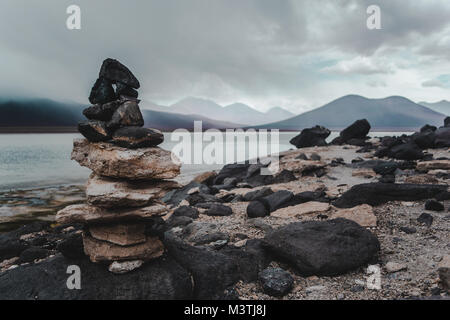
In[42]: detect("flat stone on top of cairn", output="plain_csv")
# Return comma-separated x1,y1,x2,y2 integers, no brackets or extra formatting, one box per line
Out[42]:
57,58,181,273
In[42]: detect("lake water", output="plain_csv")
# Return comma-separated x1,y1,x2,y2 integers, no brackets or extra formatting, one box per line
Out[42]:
0,131,410,191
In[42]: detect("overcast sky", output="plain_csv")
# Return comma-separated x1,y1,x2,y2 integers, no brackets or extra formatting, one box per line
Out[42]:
1,0,450,113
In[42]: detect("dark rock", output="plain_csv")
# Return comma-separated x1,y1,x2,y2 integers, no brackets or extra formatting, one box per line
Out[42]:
56,233,84,259
289,125,330,148
258,267,294,297
310,153,321,161
333,183,448,208
434,127,450,147
245,174,275,188
262,219,380,276
389,143,424,160
399,226,416,234
379,175,395,183
166,216,193,229
188,193,221,206
425,199,444,212
99,58,140,89
417,213,433,226
347,138,368,146
435,191,450,201
88,77,116,105
339,119,371,143
295,153,308,160
243,187,273,202
314,168,327,178
0,254,192,299
77,120,111,142
83,100,120,121
420,124,437,133
205,204,233,217
213,163,250,185
112,127,163,148
373,162,398,175
162,181,202,206
172,206,199,219
0,222,50,261
411,131,436,149
445,117,450,127
115,82,138,98
261,190,294,212
278,191,328,209
330,158,345,166
181,222,229,245
220,239,271,282
247,200,270,218
18,247,49,263
107,100,144,130
273,170,296,184
351,157,364,163
163,232,239,299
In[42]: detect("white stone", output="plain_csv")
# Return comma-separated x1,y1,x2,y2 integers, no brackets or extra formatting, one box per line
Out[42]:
108,260,144,274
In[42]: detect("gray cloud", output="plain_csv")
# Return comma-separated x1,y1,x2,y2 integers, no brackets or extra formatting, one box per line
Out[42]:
0,0,450,111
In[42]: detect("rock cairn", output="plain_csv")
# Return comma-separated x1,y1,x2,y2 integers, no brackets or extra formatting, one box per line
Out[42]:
56,58,181,273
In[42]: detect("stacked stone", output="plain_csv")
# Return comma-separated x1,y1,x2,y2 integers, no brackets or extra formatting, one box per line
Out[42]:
56,59,181,273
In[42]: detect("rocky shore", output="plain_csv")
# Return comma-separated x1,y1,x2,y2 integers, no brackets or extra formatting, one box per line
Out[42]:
0,60,449,300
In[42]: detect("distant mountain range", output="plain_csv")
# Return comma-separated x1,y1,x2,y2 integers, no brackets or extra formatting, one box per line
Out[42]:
418,100,450,116
256,95,447,131
0,98,243,131
141,97,295,126
0,95,447,132
0,98,85,127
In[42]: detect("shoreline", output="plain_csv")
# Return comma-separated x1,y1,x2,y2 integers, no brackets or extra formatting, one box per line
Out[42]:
0,127,420,134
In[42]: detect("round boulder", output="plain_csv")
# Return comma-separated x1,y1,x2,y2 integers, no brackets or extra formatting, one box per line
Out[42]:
262,218,380,276
258,267,294,297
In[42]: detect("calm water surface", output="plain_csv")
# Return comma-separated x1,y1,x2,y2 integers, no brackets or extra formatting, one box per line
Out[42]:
0,132,410,191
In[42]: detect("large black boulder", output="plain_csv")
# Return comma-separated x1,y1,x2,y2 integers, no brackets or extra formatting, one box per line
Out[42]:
78,120,111,142
220,239,271,282
163,232,239,299
88,77,116,105
420,124,437,133
289,126,330,148
434,127,450,148
445,117,450,128
333,183,448,208
260,190,294,212
339,119,371,143
99,58,140,89
389,142,424,160
0,254,193,299
263,219,380,276
112,127,164,149
246,200,270,218
411,131,436,149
